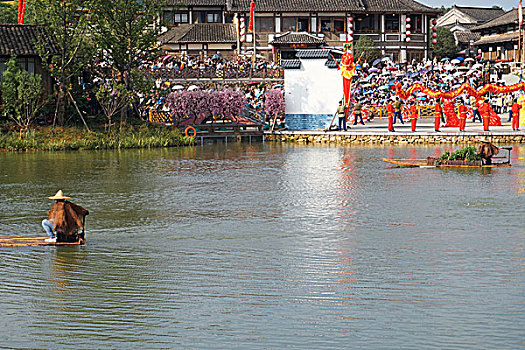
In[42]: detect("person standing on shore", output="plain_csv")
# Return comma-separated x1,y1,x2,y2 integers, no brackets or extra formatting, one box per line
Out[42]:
387,103,395,132
458,104,467,132
505,95,513,122
434,101,442,132
409,102,418,132
512,101,521,131
353,100,365,125
336,101,347,131
470,96,481,122
393,98,404,124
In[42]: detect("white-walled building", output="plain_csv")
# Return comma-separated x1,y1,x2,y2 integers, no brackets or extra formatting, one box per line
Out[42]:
283,49,342,129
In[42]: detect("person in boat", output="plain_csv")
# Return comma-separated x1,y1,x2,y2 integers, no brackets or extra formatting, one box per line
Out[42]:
477,142,499,165
42,190,89,243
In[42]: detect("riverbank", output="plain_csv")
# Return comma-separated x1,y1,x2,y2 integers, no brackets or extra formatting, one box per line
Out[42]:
266,130,525,145
0,125,194,151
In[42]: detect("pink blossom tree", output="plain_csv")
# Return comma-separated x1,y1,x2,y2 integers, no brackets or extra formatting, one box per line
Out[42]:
264,88,285,126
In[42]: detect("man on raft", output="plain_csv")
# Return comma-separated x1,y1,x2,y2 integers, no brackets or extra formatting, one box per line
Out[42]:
42,190,89,243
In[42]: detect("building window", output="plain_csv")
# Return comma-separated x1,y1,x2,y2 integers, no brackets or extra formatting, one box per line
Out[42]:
320,18,331,31
407,14,422,33
354,14,378,33
298,18,309,32
162,11,174,25
162,11,188,26
282,17,296,31
334,19,344,33
256,17,275,32
207,13,221,23
385,14,400,33
175,13,189,24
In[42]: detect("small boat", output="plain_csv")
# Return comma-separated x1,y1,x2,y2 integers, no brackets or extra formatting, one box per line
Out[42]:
383,146,512,168
0,235,86,248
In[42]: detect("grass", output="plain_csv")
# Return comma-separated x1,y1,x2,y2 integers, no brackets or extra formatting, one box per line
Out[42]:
0,124,195,151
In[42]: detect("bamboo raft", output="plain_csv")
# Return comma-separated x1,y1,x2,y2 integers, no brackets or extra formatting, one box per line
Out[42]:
382,158,511,168
0,235,86,247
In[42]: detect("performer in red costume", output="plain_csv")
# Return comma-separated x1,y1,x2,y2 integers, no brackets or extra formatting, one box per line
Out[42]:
458,104,467,132
434,102,442,132
512,102,521,131
387,103,395,132
410,103,418,132
479,99,490,131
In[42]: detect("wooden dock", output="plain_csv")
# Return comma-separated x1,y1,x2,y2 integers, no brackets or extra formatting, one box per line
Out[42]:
0,236,86,247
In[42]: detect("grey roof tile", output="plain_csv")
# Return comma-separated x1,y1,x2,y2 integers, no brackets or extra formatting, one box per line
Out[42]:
161,23,237,44
454,6,505,23
280,59,301,69
471,8,518,31
0,24,58,56
295,49,332,58
271,32,326,44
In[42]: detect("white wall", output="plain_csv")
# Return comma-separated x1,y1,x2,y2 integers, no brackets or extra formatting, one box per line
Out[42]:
284,59,342,115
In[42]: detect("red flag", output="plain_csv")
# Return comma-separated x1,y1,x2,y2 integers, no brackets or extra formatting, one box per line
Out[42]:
248,1,255,32
518,0,523,27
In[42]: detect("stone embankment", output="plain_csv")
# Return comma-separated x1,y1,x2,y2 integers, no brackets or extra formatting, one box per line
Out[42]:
266,131,525,145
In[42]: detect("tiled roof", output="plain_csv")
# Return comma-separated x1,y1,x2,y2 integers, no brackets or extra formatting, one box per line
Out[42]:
160,23,236,44
295,49,332,59
280,59,301,69
325,56,341,68
364,0,437,14
474,31,519,45
228,0,438,13
454,31,481,43
165,0,225,6
471,9,518,31
453,6,505,23
0,24,58,56
271,32,326,45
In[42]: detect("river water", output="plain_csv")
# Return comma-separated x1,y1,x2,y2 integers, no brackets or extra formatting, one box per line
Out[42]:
1,143,524,349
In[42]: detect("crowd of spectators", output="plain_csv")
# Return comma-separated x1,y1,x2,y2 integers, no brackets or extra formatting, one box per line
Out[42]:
349,57,514,118
143,53,283,81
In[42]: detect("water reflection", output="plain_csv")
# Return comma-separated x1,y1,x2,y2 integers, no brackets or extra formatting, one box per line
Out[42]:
0,143,524,349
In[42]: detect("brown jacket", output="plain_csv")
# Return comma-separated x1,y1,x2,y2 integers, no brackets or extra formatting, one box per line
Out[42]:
48,201,89,235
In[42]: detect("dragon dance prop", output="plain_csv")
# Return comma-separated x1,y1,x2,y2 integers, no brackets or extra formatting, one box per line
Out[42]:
393,81,525,100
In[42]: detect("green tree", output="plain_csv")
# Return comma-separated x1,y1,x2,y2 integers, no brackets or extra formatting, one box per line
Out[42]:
0,2,17,24
31,0,94,127
90,0,164,127
1,56,47,135
353,35,381,64
433,27,458,60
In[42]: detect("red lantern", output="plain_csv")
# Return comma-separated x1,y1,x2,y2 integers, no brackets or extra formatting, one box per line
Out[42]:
406,37,411,43
348,30,353,35
432,19,437,25
432,27,437,32
406,17,411,23
349,23,353,29
349,17,353,22
348,35,353,42
406,30,411,36
432,33,437,38
406,23,411,30
432,39,437,45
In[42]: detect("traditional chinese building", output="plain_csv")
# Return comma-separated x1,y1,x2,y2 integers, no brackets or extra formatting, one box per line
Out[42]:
160,0,440,62
471,9,519,62
0,24,58,92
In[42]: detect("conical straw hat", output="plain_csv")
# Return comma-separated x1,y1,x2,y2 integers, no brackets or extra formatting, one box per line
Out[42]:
48,190,70,200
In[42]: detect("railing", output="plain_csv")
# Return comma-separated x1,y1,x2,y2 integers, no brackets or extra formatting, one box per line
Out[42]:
149,67,284,81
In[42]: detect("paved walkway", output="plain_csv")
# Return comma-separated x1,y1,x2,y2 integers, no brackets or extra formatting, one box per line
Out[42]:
293,116,523,136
